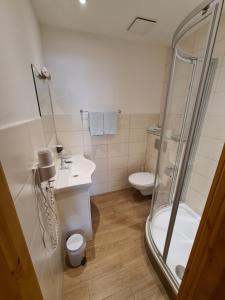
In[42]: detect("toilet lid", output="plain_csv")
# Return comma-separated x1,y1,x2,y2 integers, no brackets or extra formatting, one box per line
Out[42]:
66,234,84,251
129,172,155,187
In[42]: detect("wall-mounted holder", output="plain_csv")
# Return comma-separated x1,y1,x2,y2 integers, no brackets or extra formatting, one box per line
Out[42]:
32,149,58,250
36,149,56,182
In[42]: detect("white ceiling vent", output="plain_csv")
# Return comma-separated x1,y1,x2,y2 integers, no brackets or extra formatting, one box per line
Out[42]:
127,17,157,35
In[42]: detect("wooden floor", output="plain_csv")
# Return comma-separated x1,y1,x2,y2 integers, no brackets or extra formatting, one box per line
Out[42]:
64,189,169,300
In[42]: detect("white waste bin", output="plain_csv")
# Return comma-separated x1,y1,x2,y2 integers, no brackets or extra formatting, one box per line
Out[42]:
66,233,86,267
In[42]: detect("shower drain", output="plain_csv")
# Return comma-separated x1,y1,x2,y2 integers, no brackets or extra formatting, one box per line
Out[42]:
175,265,185,280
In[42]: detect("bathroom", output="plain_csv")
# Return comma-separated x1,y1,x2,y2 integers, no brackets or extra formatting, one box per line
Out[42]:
1,0,225,299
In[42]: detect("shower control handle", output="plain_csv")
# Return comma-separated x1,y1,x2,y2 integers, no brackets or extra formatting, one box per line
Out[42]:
165,166,175,178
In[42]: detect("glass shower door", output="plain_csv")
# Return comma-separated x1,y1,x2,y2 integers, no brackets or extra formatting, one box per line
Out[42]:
166,49,219,285
150,53,196,255
148,0,224,292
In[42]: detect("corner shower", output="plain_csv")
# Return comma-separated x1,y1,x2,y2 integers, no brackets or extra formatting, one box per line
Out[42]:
145,0,224,295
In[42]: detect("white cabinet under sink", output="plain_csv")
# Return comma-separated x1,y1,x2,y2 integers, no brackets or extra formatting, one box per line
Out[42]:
54,155,96,242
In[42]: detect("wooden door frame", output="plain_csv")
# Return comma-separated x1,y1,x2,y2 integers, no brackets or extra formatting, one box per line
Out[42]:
177,143,225,299
0,162,43,300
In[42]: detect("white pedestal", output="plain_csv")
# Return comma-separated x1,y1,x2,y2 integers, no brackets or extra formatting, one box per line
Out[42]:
55,186,93,243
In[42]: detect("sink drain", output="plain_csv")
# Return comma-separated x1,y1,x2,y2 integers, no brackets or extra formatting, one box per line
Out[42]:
73,174,79,178
175,265,185,280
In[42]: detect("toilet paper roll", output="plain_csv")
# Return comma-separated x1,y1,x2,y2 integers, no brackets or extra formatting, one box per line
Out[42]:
38,149,53,167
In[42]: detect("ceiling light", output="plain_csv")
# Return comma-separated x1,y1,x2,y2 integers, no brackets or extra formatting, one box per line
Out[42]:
79,0,86,5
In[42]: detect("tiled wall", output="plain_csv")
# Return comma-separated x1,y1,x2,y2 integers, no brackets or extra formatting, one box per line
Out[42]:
145,133,160,175
55,113,159,195
0,1,64,298
145,11,225,215
185,11,225,214
41,25,168,195
0,118,63,300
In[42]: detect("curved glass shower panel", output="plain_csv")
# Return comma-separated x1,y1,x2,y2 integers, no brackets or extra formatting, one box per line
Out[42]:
150,56,195,256
163,15,217,286
166,18,222,285
147,0,224,292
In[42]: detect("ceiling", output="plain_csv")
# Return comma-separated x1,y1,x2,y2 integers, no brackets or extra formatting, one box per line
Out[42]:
31,0,203,46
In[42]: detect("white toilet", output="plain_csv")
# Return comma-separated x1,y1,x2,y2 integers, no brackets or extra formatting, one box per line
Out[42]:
128,172,155,196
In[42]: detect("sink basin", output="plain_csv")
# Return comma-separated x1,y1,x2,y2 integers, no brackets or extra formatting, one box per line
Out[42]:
54,155,96,193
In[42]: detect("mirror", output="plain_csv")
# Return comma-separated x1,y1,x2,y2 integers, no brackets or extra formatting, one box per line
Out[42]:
31,64,56,146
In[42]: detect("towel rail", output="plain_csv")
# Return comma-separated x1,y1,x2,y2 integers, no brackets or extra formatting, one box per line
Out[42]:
80,109,122,114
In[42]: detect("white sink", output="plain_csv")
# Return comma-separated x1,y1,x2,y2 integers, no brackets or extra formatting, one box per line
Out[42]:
54,155,96,193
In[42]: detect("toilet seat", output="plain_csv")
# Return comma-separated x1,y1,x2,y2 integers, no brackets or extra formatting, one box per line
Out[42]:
129,172,155,188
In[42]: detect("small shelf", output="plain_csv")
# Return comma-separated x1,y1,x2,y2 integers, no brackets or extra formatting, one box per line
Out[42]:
147,128,161,137
147,129,187,143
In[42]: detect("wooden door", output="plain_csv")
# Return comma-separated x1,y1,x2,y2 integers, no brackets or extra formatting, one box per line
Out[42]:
177,144,225,299
0,162,43,300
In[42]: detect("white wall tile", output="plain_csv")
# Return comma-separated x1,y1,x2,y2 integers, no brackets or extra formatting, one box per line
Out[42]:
148,114,160,126
186,188,206,215
202,116,225,140
28,118,46,159
128,154,145,174
207,92,225,116
197,137,223,161
93,158,108,172
58,131,83,147
0,122,34,200
129,128,147,143
130,114,150,129
83,132,108,146
181,16,225,214
215,66,225,92
193,155,217,180
55,114,82,131
90,182,109,196
29,222,49,280
108,143,129,157
14,175,38,246
0,119,63,300
83,145,93,159
145,154,157,174
107,129,129,144
46,243,64,299
118,114,130,129
82,119,89,131
108,156,128,170
108,180,129,192
189,172,212,198
129,142,146,155
109,168,128,182
216,13,225,42
92,145,108,159
54,113,159,195
64,146,84,155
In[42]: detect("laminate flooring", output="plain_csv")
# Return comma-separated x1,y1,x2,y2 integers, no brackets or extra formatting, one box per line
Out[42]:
64,189,169,300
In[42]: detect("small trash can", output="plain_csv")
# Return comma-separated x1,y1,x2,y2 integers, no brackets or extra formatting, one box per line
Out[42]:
66,233,86,267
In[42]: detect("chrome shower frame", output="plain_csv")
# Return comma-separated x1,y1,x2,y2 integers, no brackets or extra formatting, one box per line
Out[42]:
145,0,224,296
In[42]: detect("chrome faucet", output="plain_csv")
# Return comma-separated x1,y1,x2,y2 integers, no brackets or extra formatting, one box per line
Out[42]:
60,153,71,170
60,154,65,169
57,145,68,170
56,145,72,170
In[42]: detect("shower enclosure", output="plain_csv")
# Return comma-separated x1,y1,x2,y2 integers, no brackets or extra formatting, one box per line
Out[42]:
145,0,224,295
